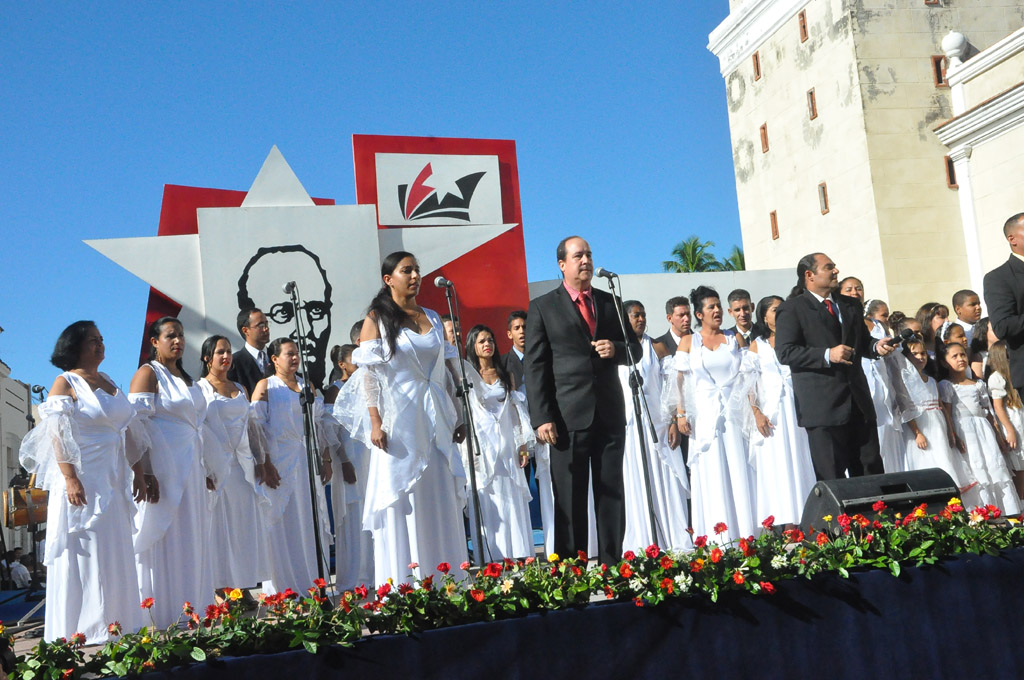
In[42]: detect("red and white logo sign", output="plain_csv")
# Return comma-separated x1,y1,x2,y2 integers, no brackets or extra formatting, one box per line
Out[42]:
375,153,503,226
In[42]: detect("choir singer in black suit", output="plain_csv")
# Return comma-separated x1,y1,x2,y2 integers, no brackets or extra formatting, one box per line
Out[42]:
984,212,1024,393
524,236,640,566
775,253,896,480
226,308,271,395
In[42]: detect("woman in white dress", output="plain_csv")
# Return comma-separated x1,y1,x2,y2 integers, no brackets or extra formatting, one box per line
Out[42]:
251,338,333,595
675,286,756,543
463,324,534,561
940,342,1021,514
987,341,1024,498
19,321,145,643
129,316,213,628
323,344,370,591
619,301,691,552
197,335,272,591
748,296,817,529
334,250,469,587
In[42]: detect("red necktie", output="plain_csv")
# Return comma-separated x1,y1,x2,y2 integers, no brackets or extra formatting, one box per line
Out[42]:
578,291,597,336
824,299,836,318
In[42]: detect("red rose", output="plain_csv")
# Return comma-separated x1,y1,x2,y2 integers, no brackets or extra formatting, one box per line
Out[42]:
604,585,615,599
525,557,536,565
469,589,485,602
782,529,804,543
760,581,776,595
710,548,722,564
571,565,582,576
634,598,644,607
872,500,887,512
577,550,588,561
660,577,674,594
623,550,637,562
619,563,634,579
314,577,327,589
714,522,728,535
282,588,297,599
738,538,754,557
354,585,369,599
660,555,674,570
438,562,451,574
645,544,660,559
873,520,882,529
816,532,829,546
140,597,155,610
837,514,851,529
694,535,708,549
690,559,704,573
601,563,609,573
377,583,391,599
482,563,502,578
864,533,874,544
732,571,745,585
341,596,352,613
205,604,221,620
460,561,471,571
761,515,775,530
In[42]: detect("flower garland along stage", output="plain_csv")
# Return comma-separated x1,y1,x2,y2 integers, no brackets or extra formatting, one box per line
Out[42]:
17,499,1024,679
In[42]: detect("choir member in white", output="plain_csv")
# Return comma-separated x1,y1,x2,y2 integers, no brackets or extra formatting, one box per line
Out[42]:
250,338,333,595
334,251,470,586
618,301,691,552
128,317,213,628
747,296,817,528
20,322,145,643
675,286,757,543
987,341,1024,499
197,335,272,591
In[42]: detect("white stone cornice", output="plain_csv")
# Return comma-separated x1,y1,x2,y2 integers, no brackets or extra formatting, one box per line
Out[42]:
946,25,1024,87
707,0,808,77
935,82,1024,149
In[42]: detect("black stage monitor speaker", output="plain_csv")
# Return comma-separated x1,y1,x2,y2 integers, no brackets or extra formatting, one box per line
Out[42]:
800,468,958,534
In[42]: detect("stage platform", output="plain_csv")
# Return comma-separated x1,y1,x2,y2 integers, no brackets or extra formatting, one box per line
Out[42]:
142,548,1024,679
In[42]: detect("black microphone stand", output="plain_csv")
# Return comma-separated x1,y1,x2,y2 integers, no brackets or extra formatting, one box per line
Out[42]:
284,282,331,604
439,280,489,568
603,274,661,544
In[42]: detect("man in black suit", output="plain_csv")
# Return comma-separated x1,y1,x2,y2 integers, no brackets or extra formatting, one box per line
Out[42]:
985,212,1024,393
503,310,527,390
776,253,895,480
227,308,271,395
525,236,639,565
652,296,691,356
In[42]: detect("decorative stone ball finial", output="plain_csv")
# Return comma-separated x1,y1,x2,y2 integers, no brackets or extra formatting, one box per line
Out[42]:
942,31,968,67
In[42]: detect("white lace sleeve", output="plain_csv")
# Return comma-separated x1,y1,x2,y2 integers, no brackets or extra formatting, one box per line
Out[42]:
246,417,268,464
316,400,349,463
674,350,695,432
729,350,760,443
126,393,156,472
988,372,1008,401
19,396,80,487
509,389,536,450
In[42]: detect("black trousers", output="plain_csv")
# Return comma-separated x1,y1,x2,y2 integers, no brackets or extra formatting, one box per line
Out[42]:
549,416,625,566
804,402,883,480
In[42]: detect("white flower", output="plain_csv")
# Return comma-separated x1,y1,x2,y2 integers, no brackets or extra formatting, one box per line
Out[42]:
771,554,787,569
750,582,761,593
673,573,693,591
629,578,645,593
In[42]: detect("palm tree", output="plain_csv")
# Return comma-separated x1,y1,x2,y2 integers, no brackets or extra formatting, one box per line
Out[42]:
720,245,745,271
662,236,723,273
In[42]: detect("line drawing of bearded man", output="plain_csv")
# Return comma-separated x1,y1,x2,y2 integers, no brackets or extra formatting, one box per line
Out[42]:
237,244,333,390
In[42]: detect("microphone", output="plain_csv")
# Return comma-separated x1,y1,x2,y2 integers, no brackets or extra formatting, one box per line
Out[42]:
283,281,296,295
434,276,454,288
594,267,617,279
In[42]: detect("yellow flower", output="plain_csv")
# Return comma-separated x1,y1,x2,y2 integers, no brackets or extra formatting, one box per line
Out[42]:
1008,518,1020,525
548,553,560,563
822,514,833,522
500,579,514,594
948,497,962,507
229,588,243,601
914,507,926,518
443,582,457,597
141,636,152,644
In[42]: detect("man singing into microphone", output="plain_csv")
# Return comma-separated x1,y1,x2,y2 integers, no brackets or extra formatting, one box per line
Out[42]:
525,236,639,566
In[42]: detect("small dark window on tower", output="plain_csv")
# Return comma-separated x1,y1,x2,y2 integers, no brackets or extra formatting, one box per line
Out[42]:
770,211,779,240
760,123,769,153
945,155,958,189
807,88,817,119
932,55,948,87
818,182,830,215
798,11,808,42
752,51,762,80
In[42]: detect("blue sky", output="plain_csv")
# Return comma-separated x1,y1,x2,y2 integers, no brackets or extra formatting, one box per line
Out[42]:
1,2,740,390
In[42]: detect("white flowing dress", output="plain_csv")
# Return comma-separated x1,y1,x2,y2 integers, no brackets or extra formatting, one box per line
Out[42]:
252,376,332,595
334,309,469,586
864,321,904,473
326,380,374,591
678,331,757,543
198,379,270,587
20,372,142,643
619,334,691,552
988,372,1024,472
464,370,534,561
130,362,212,628
942,379,1022,514
749,340,817,527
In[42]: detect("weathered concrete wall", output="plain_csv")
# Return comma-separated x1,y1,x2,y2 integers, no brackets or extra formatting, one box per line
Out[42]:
971,123,1024,277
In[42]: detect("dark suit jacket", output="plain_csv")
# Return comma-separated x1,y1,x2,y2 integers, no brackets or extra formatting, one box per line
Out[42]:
525,285,640,432
503,349,525,391
984,255,1024,388
775,291,879,429
227,346,264,396
653,329,677,353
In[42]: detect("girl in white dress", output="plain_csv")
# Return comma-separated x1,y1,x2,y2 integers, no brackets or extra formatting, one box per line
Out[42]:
20,321,145,643
251,338,333,595
197,335,271,591
463,325,534,560
323,344,371,591
675,286,756,543
940,342,1021,514
129,317,213,628
748,296,816,528
986,341,1024,499
619,302,691,552
334,251,469,587
887,338,980,505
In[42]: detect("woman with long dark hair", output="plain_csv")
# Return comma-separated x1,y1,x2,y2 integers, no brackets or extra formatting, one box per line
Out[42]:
128,316,212,627
19,321,145,643
462,324,533,560
334,251,469,587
